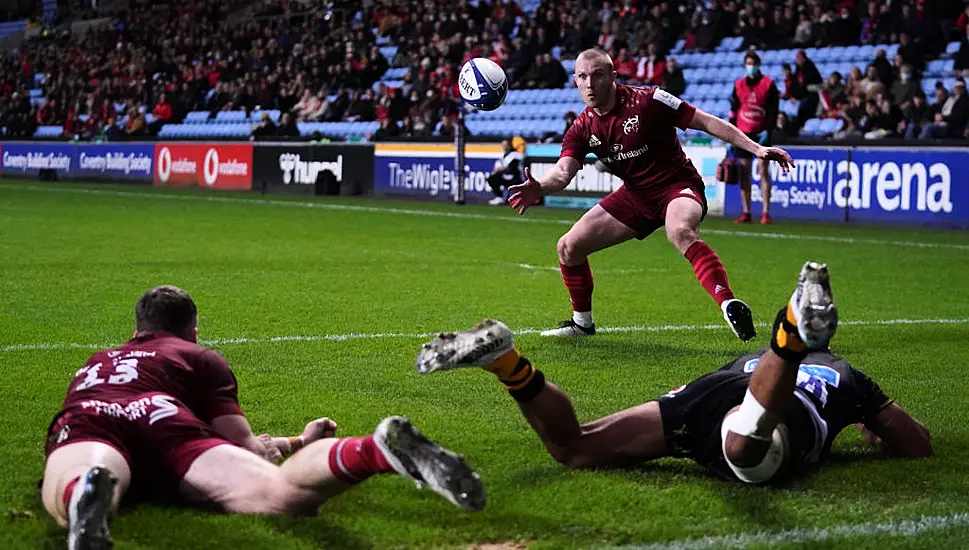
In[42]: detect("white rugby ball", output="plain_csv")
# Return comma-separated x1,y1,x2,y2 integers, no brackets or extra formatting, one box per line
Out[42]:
458,57,508,112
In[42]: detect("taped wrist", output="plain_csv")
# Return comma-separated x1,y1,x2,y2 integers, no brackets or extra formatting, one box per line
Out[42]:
727,389,779,442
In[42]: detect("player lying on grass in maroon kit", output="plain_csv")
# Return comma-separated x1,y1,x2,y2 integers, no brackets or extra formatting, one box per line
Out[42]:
418,262,931,483
508,48,796,341
42,286,484,550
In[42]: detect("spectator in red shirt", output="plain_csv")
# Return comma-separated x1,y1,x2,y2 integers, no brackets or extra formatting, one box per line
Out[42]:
149,93,173,136
37,99,56,125
615,49,638,81
635,43,666,85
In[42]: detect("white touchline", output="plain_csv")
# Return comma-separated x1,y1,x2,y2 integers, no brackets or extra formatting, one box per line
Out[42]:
2,317,967,353
4,184,969,252
597,512,969,550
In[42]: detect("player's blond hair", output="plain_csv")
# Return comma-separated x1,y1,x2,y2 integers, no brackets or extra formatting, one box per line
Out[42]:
576,49,615,72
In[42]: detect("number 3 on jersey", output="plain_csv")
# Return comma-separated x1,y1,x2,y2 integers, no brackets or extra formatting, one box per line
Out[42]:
75,357,140,391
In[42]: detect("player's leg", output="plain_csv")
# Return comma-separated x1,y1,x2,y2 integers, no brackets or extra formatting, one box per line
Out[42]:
665,195,755,341
418,321,669,468
543,200,638,336
487,173,507,205
42,441,131,550
757,157,772,223
179,419,484,515
737,157,753,223
721,261,838,482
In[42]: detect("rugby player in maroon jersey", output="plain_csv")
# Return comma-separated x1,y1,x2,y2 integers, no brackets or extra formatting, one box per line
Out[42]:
508,49,795,341
43,286,483,550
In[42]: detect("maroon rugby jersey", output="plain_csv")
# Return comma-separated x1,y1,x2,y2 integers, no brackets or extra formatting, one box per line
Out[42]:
561,84,702,192
57,333,242,423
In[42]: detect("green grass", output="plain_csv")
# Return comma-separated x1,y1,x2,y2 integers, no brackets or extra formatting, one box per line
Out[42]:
2,179,969,550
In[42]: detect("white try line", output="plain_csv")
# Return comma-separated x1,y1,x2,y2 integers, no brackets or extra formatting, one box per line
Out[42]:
3,183,969,252
598,512,969,550
2,317,967,353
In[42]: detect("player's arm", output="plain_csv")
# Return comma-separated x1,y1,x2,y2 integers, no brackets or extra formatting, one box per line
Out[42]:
507,156,581,215
849,366,932,459
211,414,277,460
687,109,794,171
764,82,780,135
857,403,932,459
256,418,340,463
195,349,279,461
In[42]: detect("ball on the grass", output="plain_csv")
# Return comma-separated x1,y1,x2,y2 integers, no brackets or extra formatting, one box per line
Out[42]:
458,57,508,112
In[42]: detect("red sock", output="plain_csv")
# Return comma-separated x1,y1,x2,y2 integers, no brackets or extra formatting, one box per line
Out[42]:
327,436,394,484
560,261,594,313
62,476,81,509
684,241,735,306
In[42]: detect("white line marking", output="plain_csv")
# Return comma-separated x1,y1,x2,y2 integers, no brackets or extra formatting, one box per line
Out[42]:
3,184,968,251
515,263,658,274
703,228,969,251
3,317,966,353
598,512,969,550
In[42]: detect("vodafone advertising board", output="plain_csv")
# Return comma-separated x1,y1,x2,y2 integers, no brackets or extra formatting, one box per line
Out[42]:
154,144,252,190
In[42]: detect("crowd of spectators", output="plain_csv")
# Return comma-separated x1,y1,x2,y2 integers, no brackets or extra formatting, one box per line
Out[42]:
0,0,968,142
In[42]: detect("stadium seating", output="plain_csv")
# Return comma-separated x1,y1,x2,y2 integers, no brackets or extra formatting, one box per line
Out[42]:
100,36,960,142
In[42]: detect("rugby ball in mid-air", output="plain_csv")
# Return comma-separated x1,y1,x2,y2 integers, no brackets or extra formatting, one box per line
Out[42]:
459,57,508,111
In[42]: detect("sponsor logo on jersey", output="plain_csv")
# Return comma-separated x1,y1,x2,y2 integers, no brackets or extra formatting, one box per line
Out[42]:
622,115,640,135
589,134,601,147
611,143,623,152
600,144,649,164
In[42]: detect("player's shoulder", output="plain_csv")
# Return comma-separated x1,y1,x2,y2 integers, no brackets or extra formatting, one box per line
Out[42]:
571,108,593,128
127,333,219,364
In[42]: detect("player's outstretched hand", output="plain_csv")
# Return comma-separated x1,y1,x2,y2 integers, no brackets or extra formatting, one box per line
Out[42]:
507,167,542,215
758,146,795,172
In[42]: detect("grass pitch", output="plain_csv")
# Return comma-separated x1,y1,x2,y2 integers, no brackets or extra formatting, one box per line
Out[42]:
1,180,969,550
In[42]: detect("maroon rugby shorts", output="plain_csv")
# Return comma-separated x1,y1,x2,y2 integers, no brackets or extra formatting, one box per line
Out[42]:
598,180,708,239
45,393,234,494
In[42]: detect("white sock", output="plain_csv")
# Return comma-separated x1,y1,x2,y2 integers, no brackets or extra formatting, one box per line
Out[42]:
572,311,593,327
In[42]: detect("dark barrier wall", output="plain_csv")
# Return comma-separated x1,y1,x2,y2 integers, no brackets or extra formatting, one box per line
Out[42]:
729,145,969,228
252,142,374,196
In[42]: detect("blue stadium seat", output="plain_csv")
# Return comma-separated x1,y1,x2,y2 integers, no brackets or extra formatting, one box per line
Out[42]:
378,46,398,61
561,59,576,73
800,118,822,137
34,125,63,138
184,111,209,124
944,41,961,58
672,39,685,53
780,100,800,118
216,111,246,122
820,118,844,134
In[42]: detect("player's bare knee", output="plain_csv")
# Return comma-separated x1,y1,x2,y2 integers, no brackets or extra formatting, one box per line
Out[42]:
557,234,584,265
665,225,698,250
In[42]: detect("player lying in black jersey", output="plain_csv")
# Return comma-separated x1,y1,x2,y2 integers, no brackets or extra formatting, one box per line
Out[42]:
417,262,931,483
